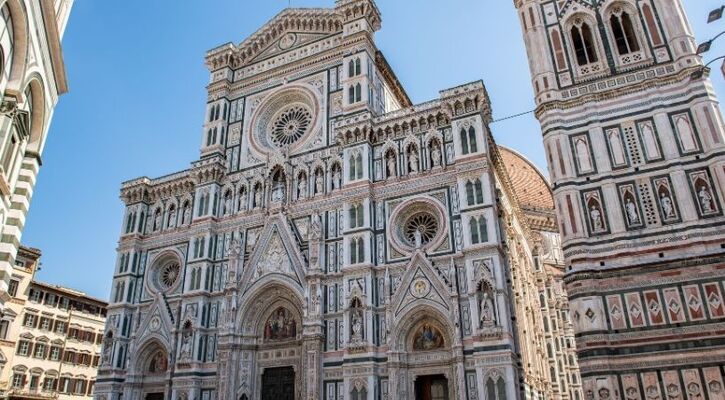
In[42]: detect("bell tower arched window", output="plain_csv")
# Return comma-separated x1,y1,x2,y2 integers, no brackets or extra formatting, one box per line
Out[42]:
571,22,598,66
466,179,484,205
460,127,478,155
610,11,640,55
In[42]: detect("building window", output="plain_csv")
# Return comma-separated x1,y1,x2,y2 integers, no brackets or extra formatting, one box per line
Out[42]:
469,216,488,245
12,373,24,388
29,375,39,390
571,22,598,66
350,237,364,265
50,346,61,361
43,377,56,392
17,340,30,356
466,179,484,205
349,152,363,181
23,313,36,328
0,320,8,339
349,203,364,229
29,289,41,303
54,320,67,334
39,317,51,331
610,11,639,55
34,343,46,359
8,279,18,297
460,127,478,155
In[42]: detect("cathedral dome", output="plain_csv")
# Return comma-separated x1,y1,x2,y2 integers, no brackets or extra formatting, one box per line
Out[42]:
498,146,554,212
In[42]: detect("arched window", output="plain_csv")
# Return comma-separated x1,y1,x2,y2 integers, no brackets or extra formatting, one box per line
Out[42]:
642,4,662,46
348,85,355,104
214,104,220,121
355,58,361,76
125,212,134,234
551,29,566,70
351,387,367,400
350,238,364,264
470,216,488,245
348,60,355,78
610,11,640,55
571,22,598,66
460,127,478,155
355,83,362,102
349,203,364,229
466,179,484,205
223,103,227,120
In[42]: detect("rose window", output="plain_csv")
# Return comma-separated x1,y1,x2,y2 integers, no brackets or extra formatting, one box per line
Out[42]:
159,262,180,289
404,212,439,246
270,105,312,147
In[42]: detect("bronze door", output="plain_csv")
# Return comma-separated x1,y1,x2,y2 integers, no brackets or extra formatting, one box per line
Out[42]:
261,366,295,400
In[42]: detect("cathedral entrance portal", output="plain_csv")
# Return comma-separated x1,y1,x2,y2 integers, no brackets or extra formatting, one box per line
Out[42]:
145,393,164,400
261,366,295,400
415,375,449,400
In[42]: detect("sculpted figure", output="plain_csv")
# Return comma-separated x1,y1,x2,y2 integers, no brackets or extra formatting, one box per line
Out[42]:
408,148,419,173
625,198,639,224
699,185,714,213
590,206,603,231
660,192,674,219
431,142,442,167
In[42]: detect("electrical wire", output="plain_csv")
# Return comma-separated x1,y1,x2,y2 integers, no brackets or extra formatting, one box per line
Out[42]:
491,109,536,123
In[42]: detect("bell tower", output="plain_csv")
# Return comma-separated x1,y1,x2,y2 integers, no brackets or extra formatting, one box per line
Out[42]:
515,0,725,398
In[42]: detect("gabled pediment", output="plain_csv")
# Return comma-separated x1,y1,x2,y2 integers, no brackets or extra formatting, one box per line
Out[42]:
390,252,452,318
240,214,307,294
207,8,343,70
134,295,174,345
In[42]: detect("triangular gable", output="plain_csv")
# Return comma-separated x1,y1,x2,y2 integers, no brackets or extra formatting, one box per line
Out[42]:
390,251,452,318
235,9,343,67
133,294,174,345
240,214,307,294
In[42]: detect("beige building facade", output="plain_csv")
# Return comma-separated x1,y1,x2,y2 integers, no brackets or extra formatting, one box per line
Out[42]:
0,246,107,400
0,0,73,314
515,0,725,399
96,1,580,400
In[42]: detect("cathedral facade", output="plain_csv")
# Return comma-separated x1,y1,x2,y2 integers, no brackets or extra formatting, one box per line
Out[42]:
515,0,725,399
96,1,580,400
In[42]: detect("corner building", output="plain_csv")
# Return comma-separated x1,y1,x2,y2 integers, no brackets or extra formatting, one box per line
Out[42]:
96,1,580,399
514,0,725,398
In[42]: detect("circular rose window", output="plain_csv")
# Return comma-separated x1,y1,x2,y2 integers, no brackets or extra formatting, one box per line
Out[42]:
270,105,312,147
159,262,180,289
147,256,183,294
249,85,321,155
388,197,449,254
404,212,439,246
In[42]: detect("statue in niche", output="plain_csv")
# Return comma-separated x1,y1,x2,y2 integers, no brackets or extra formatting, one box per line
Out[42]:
102,335,113,365
431,141,442,167
413,323,444,350
698,184,714,213
350,307,363,342
660,191,674,219
264,307,297,341
479,288,495,326
254,187,262,208
167,207,176,229
182,203,190,225
590,205,603,231
298,175,307,199
625,197,640,224
272,182,285,202
315,170,324,194
414,228,423,249
239,189,247,211
154,211,162,231
224,193,232,216
332,166,341,189
408,147,419,173
386,151,396,178
179,329,193,360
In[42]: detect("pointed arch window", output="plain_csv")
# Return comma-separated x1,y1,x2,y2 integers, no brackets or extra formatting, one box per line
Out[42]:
349,203,364,229
610,11,640,55
460,126,478,155
355,83,362,102
348,85,355,104
355,58,362,76
466,179,485,205
469,216,488,245
350,237,365,264
348,60,355,78
571,22,598,66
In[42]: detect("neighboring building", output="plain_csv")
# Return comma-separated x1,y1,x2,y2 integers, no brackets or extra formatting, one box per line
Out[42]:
0,246,107,400
515,0,725,399
0,0,74,315
96,1,580,400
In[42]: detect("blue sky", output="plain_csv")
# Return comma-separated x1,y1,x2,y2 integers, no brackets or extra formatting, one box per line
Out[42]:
21,0,725,299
